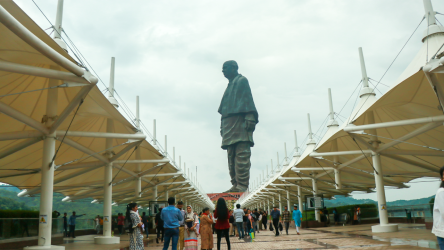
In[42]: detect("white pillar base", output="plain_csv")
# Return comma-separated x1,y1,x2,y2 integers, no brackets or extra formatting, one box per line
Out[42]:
94,236,120,244
371,224,398,233
24,246,65,250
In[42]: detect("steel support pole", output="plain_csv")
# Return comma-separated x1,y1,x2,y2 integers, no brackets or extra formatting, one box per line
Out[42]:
278,193,282,211
373,152,388,225
38,133,56,247
297,186,303,213
272,196,275,211
94,116,119,244
286,190,291,211
103,163,112,237
312,179,320,222
34,73,59,248
153,186,158,229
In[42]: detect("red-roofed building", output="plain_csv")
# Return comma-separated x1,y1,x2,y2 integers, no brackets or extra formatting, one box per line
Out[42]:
207,192,244,209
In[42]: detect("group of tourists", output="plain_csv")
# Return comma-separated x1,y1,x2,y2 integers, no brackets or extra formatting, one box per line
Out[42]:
270,205,302,236
61,211,86,238
126,197,304,250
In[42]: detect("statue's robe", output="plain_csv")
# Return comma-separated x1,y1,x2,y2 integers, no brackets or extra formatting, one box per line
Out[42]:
218,74,259,150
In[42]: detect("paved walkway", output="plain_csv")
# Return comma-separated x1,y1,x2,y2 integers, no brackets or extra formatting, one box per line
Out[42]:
56,223,439,250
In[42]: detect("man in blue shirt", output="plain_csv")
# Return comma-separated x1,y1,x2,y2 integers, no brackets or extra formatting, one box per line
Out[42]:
292,206,302,235
68,211,85,238
233,204,245,239
270,206,281,236
161,197,183,250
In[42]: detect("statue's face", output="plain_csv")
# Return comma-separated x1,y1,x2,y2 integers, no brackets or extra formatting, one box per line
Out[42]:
222,63,237,79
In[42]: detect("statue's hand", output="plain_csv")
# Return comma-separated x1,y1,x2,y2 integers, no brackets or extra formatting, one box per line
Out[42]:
245,120,256,131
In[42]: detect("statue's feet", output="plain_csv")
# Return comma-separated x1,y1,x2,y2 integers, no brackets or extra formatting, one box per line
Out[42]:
236,185,248,192
224,185,238,193
224,185,248,193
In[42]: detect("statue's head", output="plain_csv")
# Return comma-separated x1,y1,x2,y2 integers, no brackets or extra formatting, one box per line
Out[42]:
222,60,239,80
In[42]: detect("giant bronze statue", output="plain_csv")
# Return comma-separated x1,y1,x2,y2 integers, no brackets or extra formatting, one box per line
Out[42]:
218,60,258,192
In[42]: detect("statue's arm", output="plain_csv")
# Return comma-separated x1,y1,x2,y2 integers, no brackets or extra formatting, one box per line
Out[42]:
245,113,257,131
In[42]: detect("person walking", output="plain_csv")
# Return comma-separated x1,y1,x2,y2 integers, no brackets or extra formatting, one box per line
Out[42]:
142,212,149,238
258,210,263,231
118,213,125,235
212,210,217,234
95,215,101,234
356,205,361,224
155,208,164,244
228,210,235,236
433,166,444,250
246,209,253,238
161,197,183,250
62,213,68,237
333,208,339,225
214,198,231,250
126,203,144,250
292,206,302,235
68,211,85,238
282,206,290,235
184,205,199,250
353,206,358,224
262,211,268,230
200,207,214,250
233,204,245,239
242,208,248,236
252,209,260,234
270,206,280,237
177,201,186,250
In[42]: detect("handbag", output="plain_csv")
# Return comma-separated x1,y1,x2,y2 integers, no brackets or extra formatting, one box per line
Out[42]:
279,222,283,231
269,222,274,231
249,228,255,239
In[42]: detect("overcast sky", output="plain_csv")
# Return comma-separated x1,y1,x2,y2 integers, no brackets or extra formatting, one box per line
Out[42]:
13,0,444,201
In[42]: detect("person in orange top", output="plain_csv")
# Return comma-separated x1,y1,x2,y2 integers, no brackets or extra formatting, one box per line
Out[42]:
200,208,214,250
214,198,231,250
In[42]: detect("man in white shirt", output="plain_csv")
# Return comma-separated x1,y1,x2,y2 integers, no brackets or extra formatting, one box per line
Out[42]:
233,204,245,239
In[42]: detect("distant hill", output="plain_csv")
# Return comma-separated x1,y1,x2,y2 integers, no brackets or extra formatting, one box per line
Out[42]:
0,185,21,193
324,195,434,208
386,195,434,206
324,195,376,207
0,188,127,219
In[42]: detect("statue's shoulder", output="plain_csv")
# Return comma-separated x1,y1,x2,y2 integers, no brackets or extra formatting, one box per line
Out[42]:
236,74,249,84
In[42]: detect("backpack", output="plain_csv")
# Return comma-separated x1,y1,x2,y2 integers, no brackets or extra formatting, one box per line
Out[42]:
251,213,257,222
124,217,133,234
155,213,164,228
99,218,103,225
269,222,274,231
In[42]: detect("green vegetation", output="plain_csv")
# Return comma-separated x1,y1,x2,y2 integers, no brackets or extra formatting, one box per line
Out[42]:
301,204,377,221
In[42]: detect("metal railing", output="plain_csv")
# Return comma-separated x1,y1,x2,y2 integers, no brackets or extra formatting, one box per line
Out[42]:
0,218,95,240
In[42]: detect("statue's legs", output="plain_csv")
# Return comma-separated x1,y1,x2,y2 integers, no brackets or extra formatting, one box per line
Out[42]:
233,142,251,191
227,145,237,186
